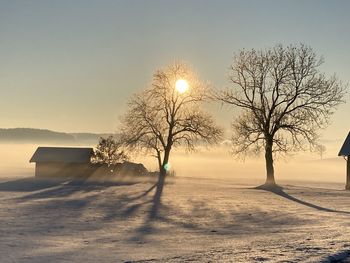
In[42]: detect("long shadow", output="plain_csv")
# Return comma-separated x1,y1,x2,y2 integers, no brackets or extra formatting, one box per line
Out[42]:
0,171,100,193
320,250,350,262
255,184,350,214
129,183,315,244
283,184,345,192
128,183,157,201
149,174,165,219
0,178,65,192
17,179,138,201
101,182,158,221
129,175,167,240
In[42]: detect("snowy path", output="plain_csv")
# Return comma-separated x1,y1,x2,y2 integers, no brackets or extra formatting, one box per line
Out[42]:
1,176,350,262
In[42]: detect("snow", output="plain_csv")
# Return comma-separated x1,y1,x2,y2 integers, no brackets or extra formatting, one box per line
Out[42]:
1,175,350,262
1,143,350,262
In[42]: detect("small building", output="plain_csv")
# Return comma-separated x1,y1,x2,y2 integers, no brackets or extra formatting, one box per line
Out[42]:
338,132,350,190
30,147,94,178
115,161,148,176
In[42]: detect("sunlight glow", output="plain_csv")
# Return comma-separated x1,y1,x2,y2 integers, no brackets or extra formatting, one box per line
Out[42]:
175,79,189,93
164,163,171,171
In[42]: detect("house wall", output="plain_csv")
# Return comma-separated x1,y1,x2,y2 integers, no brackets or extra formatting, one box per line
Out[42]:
35,162,97,179
34,162,149,179
347,157,350,190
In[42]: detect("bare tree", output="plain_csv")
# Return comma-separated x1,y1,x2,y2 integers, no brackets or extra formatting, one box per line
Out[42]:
315,144,326,160
216,44,346,185
120,62,223,180
92,136,129,166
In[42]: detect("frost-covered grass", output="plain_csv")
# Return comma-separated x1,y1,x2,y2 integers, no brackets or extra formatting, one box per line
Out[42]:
1,176,350,262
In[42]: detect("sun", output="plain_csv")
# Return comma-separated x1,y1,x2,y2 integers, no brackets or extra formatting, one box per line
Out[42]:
175,79,189,93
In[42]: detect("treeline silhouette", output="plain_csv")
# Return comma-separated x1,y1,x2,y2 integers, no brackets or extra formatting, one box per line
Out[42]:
0,128,111,144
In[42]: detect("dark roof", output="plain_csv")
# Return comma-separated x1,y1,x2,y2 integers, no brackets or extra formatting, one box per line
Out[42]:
30,147,94,163
338,132,350,156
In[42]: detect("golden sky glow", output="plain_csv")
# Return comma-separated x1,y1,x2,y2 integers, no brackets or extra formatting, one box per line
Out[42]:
0,1,349,141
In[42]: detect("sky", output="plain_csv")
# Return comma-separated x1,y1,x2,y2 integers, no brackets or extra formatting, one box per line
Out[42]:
1,0,350,143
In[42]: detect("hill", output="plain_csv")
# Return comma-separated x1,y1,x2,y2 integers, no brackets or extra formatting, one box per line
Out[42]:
0,128,111,145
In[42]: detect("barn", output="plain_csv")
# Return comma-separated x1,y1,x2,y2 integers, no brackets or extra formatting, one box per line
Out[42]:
338,132,350,190
30,147,94,178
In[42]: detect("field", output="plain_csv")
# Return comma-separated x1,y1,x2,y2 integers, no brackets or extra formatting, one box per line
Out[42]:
1,144,350,262
1,175,350,262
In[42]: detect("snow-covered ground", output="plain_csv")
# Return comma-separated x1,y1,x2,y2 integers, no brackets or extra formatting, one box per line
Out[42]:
1,175,350,263
1,143,349,262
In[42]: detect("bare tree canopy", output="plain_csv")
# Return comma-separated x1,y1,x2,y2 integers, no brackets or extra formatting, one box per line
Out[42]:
315,144,326,160
216,44,346,185
120,62,223,178
92,136,129,166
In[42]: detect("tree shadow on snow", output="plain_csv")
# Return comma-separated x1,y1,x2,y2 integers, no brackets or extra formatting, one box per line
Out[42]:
125,175,170,241
4,177,151,238
320,250,350,262
3,176,322,257
99,182,158,222
128,181,313,242
255,184,350,214
0,177,64,192
17,179,138,201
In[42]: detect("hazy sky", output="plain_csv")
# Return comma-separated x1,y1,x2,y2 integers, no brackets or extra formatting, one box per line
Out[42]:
1,0,349,141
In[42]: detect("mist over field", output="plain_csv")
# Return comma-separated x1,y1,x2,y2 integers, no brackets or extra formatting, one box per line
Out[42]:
1,141,350,262
0,141,346,188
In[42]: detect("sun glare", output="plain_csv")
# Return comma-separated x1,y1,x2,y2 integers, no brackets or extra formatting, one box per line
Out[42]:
175,79,189,93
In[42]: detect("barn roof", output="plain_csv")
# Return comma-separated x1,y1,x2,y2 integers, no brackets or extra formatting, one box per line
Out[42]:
338,132,350,156
30,147,94,163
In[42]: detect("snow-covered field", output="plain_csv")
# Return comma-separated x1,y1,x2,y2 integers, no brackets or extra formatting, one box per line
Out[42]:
1,143,350,262
1,175,350,263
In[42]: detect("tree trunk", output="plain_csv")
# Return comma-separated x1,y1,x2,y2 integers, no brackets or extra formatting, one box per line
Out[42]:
156,151,162,173
150,169,165,218
150,147,171,218
151,160,166,219
264,137,276,185
160,147,171,178
346,157,350,190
